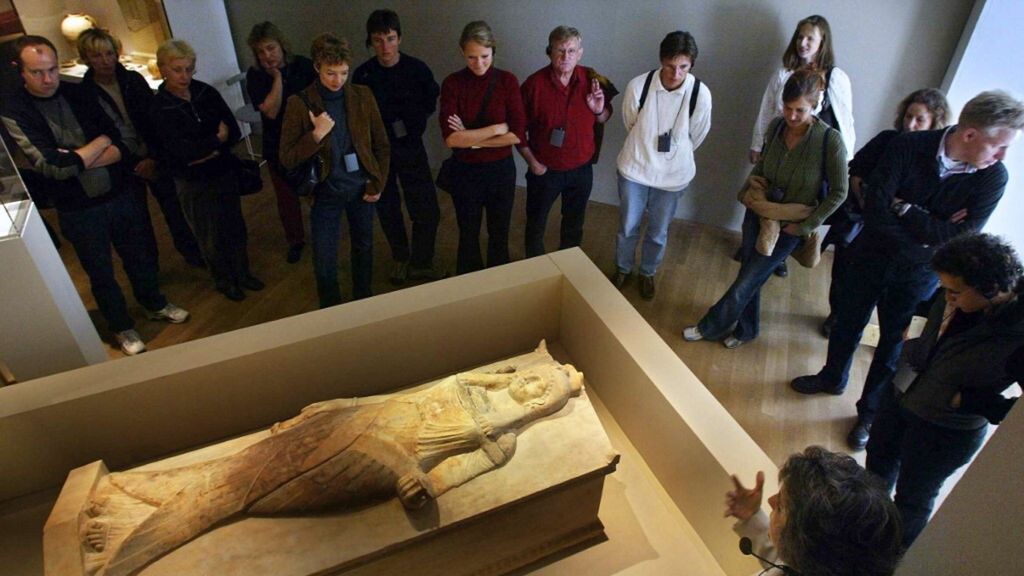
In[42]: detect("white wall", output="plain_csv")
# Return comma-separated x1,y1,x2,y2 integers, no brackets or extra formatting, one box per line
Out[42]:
221,0,974,232
163,0,246,116
943,0,1024,252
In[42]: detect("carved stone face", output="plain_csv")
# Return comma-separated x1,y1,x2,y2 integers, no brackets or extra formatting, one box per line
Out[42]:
508,374,552,406
507,365,584,412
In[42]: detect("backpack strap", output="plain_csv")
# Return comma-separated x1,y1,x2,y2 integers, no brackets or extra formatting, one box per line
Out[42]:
688,77,701,117
637,70,656,111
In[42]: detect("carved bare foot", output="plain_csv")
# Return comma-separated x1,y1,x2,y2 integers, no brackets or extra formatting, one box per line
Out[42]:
396,473,434,509
80,477,159,575
84,519,108,552
493,365,516,374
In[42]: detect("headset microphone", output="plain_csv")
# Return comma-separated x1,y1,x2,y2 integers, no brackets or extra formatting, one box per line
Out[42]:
739,537,799,575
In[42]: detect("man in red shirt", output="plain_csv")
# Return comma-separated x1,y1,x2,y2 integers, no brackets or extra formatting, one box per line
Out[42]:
519,26,614,257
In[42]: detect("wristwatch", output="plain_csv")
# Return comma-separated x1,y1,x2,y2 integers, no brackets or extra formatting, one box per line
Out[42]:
891,201,912,218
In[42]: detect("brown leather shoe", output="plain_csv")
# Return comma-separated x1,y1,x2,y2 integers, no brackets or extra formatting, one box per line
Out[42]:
640,275,655,300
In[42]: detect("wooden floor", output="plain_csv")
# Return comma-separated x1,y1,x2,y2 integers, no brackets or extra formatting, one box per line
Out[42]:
41,172,874,467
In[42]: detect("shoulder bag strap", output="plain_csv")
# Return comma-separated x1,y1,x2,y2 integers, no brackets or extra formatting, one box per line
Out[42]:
819,126,834,200
472,71,499,126
821,67,834,108
297,89,317,114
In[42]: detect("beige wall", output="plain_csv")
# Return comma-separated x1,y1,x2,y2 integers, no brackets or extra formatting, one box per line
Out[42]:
223,0,974,231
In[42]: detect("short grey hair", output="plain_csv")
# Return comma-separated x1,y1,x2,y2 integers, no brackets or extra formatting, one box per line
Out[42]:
959,90,1024,134
547,26,582,54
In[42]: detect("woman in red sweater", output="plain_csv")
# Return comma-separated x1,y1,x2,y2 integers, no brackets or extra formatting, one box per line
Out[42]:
439,21,526,274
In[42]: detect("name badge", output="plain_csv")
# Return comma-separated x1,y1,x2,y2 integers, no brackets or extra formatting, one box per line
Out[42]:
657,130,672,153
344,152,360,173
391,119,407,139
549,127,566,148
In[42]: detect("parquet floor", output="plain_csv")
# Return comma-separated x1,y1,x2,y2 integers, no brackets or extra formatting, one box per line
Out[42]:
40,169,873,466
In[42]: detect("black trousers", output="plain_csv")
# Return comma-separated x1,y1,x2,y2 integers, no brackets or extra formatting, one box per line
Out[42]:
376,140,440,268
450,156,515,275
866,387,987,548
524,163,593,258
175,171,252,290
133,172,202,264
58,193,167,332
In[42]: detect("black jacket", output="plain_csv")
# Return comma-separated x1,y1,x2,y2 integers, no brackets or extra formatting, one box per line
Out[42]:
859,128,1007,263
0,82,127,211
150,79,240,181
901,289,1024,429
82,63,159,165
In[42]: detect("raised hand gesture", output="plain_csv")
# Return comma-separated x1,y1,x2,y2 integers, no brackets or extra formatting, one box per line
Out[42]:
724,470,765,521
586,78,605,114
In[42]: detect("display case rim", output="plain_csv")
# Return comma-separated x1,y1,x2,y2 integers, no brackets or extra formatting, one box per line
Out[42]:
0,249,776,575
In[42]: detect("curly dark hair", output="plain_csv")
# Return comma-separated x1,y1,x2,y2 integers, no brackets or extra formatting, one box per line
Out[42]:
932,233,1023,299
777,446,901,576
310,33,351,68
893,88,950,131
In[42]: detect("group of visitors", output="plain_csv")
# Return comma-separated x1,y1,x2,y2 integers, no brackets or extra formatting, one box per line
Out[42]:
699,14,1023,576
3,10,1024,575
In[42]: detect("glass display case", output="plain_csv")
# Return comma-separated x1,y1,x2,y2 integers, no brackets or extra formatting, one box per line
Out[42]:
0,133,30,240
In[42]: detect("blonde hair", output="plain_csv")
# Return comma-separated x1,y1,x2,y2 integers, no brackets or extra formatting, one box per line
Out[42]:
77,28,121,59
959,90,1024,135
156,39,196,66
459,21,496,52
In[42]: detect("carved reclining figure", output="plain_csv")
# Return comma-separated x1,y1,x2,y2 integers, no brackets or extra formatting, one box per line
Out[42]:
80,343,584,576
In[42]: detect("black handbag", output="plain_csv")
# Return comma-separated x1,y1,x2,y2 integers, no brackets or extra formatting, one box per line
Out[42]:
285,91,324,197
232,156,264,196
436,72,498,193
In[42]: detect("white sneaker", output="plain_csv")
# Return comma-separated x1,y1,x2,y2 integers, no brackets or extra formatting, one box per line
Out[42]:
723,336,745,349
115,329,147,355
682,326,704,341
148,303,190,324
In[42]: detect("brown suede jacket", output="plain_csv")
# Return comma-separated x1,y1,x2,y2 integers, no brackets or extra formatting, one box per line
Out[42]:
279,82,389,197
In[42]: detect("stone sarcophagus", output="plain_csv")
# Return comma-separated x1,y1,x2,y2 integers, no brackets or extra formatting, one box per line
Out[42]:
44,342,619,576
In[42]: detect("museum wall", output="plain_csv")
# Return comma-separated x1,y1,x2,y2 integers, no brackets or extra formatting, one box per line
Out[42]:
942,0,1024,252
222,0,975,232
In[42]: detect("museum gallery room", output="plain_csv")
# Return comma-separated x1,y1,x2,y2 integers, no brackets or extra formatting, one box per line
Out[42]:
0,0,1022,575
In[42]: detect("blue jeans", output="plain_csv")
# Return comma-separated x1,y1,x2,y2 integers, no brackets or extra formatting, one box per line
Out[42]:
818,239,939,419
525,164,593,257
615,172,682,277
311,190,374,308
58,194,167,332
697,210,801,342
866,387,986,548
